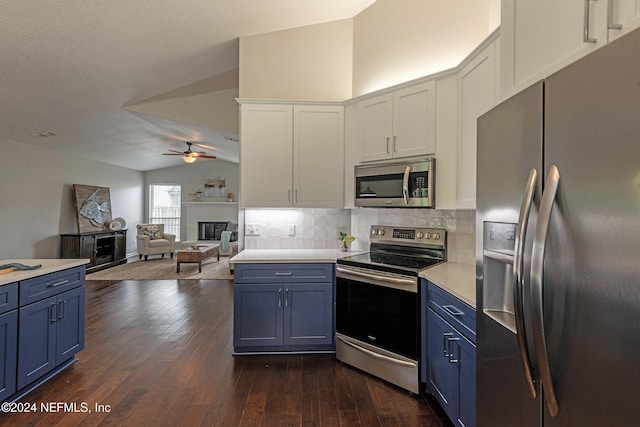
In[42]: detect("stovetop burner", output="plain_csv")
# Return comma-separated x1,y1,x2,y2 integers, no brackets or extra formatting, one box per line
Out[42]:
337,225,447,276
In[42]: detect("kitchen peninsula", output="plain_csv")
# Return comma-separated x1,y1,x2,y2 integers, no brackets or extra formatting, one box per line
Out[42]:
0,259,88,402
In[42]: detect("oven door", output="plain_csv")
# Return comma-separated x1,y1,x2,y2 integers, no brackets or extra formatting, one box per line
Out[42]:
335,265,419,359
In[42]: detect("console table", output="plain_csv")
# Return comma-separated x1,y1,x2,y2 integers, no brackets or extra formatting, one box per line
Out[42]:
60,230,127,273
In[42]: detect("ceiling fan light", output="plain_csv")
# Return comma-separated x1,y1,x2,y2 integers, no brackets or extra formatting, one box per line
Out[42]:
182,154,197,164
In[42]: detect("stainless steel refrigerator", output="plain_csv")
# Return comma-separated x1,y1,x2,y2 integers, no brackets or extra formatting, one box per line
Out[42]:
476,28,640,426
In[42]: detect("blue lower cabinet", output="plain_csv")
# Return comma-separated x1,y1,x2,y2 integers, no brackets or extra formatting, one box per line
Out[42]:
233,263,335,353
0,310,18,401
17,285,86,390
423,280,476,427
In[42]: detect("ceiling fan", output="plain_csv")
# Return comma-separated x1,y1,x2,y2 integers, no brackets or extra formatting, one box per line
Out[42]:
163,141,216,164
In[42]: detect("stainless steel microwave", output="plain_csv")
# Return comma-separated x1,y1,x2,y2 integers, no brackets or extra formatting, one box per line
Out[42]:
354,159,435,208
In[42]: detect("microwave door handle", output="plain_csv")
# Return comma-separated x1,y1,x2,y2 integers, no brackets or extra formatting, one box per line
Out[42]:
402,166,410,204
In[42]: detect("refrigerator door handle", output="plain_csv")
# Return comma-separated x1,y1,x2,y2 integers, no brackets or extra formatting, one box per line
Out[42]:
513,168,539,399
531,165,561,417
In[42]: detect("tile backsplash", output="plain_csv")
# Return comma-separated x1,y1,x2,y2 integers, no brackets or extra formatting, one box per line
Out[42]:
243,207,475,264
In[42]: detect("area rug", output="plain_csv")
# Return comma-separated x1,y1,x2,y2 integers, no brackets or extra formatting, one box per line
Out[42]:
86,256,234,280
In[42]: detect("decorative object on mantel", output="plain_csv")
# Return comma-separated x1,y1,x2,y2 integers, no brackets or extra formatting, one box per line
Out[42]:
0,262,42,275
189,189,204,201
339,232,356,252
204,176,225,198
226,192,235,202
73,184,113,233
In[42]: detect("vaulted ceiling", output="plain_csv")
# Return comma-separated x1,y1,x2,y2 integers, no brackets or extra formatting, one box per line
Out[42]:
1,0,376,171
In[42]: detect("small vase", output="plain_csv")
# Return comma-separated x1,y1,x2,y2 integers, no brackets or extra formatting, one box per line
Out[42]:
339,242,348,252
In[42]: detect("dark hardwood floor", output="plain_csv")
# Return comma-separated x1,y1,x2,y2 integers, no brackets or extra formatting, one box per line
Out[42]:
1,279,452,427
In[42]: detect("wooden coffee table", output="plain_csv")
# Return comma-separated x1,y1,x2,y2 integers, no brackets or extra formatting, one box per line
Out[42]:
176,244,220,273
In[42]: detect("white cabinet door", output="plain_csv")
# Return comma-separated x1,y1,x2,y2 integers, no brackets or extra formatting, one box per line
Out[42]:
607,0,640,41
359,94,393,162
502,0,607,95
240,104,293,208
458,41,498,210
358,80,436,162
392,81,436,158
293,105,344,207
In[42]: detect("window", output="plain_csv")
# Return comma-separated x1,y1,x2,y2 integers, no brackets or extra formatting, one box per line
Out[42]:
149,184,181,241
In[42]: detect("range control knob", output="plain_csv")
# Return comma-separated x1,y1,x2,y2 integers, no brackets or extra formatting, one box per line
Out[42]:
372,229,379,235
425,232,432,239
416,232,424,239
378,229,385,236
433,233,440,240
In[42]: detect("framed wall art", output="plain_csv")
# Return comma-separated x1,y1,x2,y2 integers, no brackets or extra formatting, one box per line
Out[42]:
73,184,113,233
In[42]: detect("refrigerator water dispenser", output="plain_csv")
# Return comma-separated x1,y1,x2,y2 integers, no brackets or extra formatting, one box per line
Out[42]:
482,222,517,333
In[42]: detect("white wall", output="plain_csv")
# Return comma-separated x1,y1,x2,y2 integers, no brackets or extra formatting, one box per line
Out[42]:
239,19,353,100
144,158,239,240
0,138,144,259
352,0,499,96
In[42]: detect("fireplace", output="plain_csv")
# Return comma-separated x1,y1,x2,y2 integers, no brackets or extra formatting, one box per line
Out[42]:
198,221,229,241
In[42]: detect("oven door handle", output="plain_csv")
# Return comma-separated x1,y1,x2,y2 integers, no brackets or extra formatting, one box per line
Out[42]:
336,335,417,368
336,266,417,287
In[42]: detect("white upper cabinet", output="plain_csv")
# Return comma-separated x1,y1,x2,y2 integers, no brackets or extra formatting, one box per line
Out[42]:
358,80,436,162
239,102,344,208
501,0,607,96
607,0,640,41
457,37,499,210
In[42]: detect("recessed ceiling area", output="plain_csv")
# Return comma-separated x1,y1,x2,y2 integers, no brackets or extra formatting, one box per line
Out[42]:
1,0,377,171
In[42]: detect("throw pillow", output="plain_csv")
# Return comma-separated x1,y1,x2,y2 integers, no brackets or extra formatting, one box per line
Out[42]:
137,224,161,240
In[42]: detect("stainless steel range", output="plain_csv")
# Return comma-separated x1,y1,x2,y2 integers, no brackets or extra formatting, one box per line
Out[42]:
335,225,446,393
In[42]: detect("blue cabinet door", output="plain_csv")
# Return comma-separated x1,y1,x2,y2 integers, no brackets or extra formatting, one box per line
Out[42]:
55,286,85,364
427,307,459,422
457,333,476,427
284,283,333,346
234,284,283,349
0,310,18,401
17,296,57,389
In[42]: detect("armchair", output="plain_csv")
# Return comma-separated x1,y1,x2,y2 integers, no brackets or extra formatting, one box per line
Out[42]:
136,224,176,261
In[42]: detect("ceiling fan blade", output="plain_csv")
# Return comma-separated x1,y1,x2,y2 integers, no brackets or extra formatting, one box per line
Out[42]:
192,154,217,159
191,142,216,151
162,153,183,156
166,149,184,154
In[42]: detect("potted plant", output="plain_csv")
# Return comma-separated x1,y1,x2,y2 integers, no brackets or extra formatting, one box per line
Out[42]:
338,232,356,252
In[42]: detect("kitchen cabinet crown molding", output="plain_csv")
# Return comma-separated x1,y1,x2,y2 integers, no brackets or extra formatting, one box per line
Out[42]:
236,98,344,106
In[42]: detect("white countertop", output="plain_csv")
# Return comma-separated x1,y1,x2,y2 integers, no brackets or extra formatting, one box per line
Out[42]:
230,249,364,264
0,259,90,286
420,262,476,307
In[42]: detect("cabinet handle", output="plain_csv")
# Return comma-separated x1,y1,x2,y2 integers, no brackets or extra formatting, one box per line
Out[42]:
50,303,57,323
48,279,69,288
295,189,298,203
393,136,397,152
285,288,289,307
288,189,292,203
584,0,598,43
275,272,293,276
58,301,66,320
447,337,460,363
386,137,390,153
442,305,464,316
608,0,622,29
278,288,283,307
443,332,454,356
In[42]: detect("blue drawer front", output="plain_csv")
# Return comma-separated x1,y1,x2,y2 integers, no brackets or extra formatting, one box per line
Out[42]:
19,266,85,306
234,263,334,284
0,283,18,315
428,282,476,344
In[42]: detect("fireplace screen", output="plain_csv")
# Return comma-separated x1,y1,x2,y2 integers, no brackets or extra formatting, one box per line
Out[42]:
198,221,229,240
